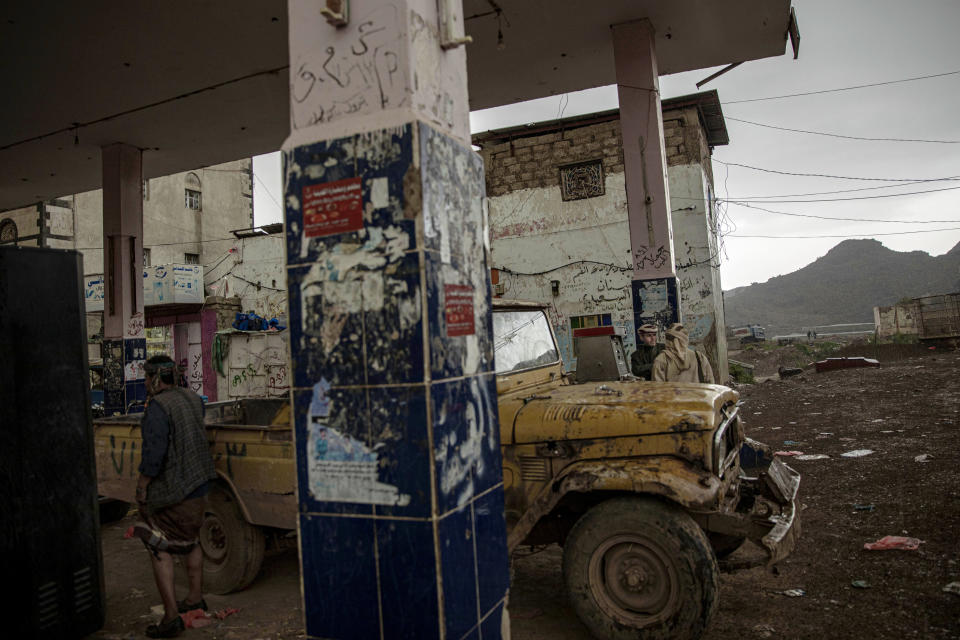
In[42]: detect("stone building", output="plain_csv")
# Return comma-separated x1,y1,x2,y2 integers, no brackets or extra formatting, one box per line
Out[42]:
474,90,729,380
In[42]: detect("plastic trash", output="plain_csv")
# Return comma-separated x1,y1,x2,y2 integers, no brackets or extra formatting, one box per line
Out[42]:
774,451,804,457
783,440,802,446
853,504,875,512
796,454,830,461
779,588,806,597
914,454,933,463
841,449,874,458
851,580,870,589
943,582,960,596
863,535,922,551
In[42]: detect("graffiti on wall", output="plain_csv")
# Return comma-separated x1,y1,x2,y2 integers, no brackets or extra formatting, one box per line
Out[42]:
291,4,405,129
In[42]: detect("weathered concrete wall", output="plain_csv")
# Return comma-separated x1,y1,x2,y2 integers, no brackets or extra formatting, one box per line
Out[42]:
481,107,729,380
204,234,287,320
75,159,252,276
874,302,919,338
214,331,290,399
670,163,728,380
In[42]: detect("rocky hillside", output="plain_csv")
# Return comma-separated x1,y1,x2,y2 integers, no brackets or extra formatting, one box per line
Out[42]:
723,239,960,336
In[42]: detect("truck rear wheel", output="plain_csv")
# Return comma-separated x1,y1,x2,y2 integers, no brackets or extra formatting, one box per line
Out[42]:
562,497,719,640
200,485,265,594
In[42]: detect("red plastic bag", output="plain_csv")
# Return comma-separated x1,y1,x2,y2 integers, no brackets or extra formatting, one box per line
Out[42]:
774,451,804,457
863,535,921,551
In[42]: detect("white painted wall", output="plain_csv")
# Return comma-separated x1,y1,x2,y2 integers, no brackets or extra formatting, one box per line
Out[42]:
204,234,287,320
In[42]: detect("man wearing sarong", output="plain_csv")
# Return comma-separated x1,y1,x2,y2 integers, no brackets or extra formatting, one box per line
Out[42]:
133,355,216,638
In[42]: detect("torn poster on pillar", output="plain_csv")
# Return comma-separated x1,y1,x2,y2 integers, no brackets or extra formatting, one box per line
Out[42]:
306,379,410,506
303,177,363,238
444,284,475,337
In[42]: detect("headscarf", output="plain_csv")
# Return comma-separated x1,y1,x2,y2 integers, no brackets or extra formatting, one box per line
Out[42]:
663,323,693,370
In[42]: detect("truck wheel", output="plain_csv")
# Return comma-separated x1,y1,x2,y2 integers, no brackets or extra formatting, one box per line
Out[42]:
200,485,265,594
708,533,745,559
562,497,719,640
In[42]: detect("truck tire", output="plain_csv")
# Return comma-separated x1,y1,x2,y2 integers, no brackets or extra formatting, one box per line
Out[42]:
200,485,265,594
562,497,719,640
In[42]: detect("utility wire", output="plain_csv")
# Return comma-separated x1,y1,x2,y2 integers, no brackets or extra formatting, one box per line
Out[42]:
253,172,284,215
725,116,960,144
713,159,960,183
712,178,960,200
729,201,960,224
722,69,960,104
722,184,960,204
729,227,960,239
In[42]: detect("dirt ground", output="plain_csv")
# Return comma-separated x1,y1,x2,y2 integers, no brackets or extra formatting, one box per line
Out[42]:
88,345,960,640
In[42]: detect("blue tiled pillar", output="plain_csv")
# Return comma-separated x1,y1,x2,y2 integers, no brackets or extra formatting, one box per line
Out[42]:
282,2,509,634
285,121,509,640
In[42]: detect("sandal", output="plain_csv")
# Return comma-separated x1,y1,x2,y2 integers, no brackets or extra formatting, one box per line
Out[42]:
177,597,208,613
146,615,185,638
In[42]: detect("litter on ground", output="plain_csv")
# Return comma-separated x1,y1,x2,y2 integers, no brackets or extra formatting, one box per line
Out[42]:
863,535,922,551
851,580,870,589
841,449,874,458
774,450,804,457
795,454,830,461
914,454,933,463
853,504,876,512
943,582,960,596
779,588,806,597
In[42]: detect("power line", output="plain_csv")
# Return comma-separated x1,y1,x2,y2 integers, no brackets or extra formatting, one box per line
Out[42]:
723,184,960,204
713,159,960,183
722,69,960,105
715,178,960,200
729,226,960,239
725,116,960,144
729,201,960,224
253,172,284,215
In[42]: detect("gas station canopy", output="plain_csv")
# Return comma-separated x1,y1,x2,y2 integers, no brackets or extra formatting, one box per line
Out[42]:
0,0,794,211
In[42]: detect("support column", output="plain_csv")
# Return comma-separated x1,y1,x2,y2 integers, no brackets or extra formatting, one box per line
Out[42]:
101,143,145,415
612,20,680,335
284,1,509,638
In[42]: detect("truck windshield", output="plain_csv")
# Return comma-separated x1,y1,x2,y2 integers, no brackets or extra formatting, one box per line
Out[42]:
493,310,559,374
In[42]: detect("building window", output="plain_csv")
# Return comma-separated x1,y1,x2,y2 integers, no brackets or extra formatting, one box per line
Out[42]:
143,248,151,266
0,218,16,244
185,172,202,211
559,159,605,201
184,253,200,265
185,189,202,210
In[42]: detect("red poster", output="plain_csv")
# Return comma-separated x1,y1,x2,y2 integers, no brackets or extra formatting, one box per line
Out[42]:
445,284,475,337
303,177,364,238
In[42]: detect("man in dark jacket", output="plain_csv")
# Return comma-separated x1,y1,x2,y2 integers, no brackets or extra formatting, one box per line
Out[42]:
630,323,664,380
133,355,217,638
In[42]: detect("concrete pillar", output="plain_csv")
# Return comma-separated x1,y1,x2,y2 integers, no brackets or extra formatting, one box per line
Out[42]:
283,1,509,638
612,20,680,335
101,143,145,415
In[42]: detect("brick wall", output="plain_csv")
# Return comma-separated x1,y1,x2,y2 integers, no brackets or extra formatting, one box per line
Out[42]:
479,106,712,197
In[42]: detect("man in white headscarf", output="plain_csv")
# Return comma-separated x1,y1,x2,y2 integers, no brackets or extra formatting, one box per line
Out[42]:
652,323,715,384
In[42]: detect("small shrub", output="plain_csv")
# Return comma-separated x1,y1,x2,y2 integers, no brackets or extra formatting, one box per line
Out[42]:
729,363,755,384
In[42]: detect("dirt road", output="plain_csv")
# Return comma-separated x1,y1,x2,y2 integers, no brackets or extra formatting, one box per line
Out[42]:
88,346,960,639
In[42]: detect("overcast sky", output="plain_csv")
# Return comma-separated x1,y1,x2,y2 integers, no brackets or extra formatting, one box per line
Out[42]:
253,0,960,290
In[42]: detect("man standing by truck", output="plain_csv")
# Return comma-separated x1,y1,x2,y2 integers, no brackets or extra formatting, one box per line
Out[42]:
652,322,715,384
630,323,664,380
132,355,217,638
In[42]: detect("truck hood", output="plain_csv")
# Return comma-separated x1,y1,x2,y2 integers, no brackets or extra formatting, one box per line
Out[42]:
499,380,739,445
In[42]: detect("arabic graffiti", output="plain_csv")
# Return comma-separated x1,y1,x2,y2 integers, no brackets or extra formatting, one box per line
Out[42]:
292,5,405,129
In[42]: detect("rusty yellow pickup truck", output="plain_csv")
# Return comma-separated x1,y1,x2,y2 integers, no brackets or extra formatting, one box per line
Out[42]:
95,299,799,640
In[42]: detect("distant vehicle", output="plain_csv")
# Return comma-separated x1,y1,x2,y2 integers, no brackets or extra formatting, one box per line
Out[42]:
732,324,766,343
